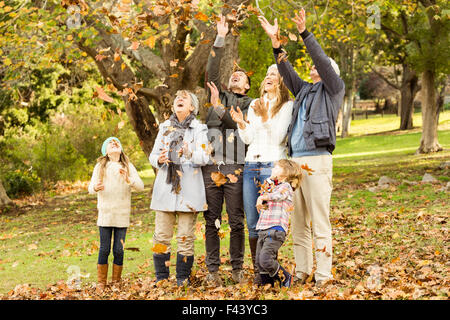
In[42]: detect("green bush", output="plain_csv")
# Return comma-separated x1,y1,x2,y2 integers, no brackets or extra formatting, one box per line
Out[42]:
3,169,41,199
32,131,90,183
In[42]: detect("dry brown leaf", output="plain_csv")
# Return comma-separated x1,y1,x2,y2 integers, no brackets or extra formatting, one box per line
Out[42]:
227,173,238,183
211,172,227,187
194,11,208,22
95,87,114,103
152,243,168,254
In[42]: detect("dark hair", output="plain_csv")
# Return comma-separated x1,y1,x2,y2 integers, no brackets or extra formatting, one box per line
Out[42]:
232,66,251,93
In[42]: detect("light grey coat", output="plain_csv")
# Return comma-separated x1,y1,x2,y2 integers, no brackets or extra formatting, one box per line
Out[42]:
149,118,209,212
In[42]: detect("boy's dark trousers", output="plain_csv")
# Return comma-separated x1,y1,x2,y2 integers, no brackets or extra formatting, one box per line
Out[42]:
202,164,245,273
255,228,286,277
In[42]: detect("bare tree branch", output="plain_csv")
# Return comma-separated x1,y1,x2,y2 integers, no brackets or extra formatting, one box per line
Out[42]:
370,66,401,90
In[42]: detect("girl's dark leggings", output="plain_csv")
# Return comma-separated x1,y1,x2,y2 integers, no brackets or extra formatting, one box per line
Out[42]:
98,226,127,265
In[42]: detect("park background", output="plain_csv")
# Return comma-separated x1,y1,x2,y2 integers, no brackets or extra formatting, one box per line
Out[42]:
0,0,448,299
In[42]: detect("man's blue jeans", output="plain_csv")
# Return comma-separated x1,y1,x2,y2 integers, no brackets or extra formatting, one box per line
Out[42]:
243,161,274,238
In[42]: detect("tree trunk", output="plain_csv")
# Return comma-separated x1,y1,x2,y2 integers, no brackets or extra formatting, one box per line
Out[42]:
416,70,442,154
336,108,343,133
76,1,244,158
0,180,12,207
341,84,355,138
78,36,159,158
399,65,420,130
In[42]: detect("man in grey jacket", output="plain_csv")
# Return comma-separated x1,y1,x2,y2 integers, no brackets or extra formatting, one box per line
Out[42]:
259,9,345,287
202,15,254,286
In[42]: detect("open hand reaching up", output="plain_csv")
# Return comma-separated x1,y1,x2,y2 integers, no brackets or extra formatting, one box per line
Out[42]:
251,98,269,123
258,15,280,48
230,106,247,130
206,81,220,107
291,8,306,34
216,14,229,38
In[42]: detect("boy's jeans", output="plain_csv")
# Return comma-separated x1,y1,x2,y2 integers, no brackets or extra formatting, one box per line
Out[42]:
255,228,286,277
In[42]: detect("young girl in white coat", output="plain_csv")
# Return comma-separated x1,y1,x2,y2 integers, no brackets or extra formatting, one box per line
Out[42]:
88,137,144,291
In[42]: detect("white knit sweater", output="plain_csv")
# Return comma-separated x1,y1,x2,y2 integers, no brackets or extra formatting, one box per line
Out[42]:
239,94,293,162
88,161,144,227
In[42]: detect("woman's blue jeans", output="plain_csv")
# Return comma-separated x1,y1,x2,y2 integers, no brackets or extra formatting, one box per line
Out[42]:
98,226,127,265
243,161,274,238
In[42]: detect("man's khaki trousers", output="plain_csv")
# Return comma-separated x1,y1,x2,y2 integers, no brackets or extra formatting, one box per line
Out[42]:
291,154,333,281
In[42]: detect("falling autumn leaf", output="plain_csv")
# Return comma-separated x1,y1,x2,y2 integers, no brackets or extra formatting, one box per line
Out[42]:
144,35,156,49
194,11,209,22
98,47,111,53
127,41,140,51
95,54,107,61
152,243,168,254
211,172,227,187
227,173,238,183
277,49,289,64
301,163,315,175
95,87,114,103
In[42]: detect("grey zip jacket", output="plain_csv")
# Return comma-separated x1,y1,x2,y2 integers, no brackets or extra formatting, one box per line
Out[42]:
273,30,345,155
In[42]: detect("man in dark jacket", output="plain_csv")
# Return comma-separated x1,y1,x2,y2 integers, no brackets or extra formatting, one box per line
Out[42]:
202,15,254,286
259,9,345,287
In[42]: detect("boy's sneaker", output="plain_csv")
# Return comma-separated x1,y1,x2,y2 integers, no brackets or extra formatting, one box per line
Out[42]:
272,265,292,288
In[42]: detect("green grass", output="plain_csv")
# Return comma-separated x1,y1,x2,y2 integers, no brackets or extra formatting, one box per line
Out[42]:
347,110,450,137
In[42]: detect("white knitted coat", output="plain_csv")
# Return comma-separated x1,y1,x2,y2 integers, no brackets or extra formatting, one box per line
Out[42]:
88,161,144,227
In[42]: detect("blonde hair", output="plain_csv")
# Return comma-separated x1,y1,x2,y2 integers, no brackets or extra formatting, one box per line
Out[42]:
96,152,130,184
259,65,290,118
275,159,303,191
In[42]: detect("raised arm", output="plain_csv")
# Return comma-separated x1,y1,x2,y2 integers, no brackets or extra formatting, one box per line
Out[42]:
258,15,308,97
205,14,228,91
292,9,344,95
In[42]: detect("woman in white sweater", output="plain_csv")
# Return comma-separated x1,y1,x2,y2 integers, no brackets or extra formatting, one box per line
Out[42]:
88,137,144,291
230,64,293,284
